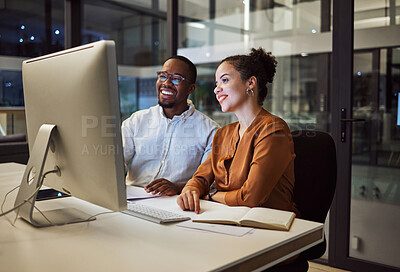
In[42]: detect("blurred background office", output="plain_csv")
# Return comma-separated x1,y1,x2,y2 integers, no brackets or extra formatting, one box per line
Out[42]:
0,1,399,271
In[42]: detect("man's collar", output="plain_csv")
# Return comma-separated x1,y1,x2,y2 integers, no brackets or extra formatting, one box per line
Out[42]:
158,100,195,120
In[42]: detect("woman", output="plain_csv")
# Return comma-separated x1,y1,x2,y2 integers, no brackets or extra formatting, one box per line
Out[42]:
177,48,299,217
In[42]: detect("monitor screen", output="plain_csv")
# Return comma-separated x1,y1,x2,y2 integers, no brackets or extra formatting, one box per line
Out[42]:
14,40,126,227
398,92,400,126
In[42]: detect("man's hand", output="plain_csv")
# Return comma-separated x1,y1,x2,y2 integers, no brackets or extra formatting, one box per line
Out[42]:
177,189,200,214
144,178,182,196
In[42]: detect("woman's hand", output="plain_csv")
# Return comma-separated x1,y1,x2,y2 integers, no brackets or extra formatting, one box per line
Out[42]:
177,189,200,214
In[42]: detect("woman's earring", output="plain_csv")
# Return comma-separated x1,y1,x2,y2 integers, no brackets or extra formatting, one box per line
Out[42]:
246,88,254,96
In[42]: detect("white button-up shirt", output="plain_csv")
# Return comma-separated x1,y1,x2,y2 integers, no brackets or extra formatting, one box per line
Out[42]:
121,100,220,187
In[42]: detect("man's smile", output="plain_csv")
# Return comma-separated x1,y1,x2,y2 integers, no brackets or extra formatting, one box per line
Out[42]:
161,89,175,96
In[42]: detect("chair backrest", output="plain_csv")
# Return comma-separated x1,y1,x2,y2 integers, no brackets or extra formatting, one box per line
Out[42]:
0,134,29,164
0,134,26,143
291,130,337,260
291,130,337,222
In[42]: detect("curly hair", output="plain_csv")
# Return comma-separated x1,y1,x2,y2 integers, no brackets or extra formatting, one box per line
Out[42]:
220,47,277,105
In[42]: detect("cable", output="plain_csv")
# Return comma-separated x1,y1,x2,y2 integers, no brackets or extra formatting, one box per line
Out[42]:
11,168,60,225
1,174,35,215
1,185,20,214
85,211,116,222
1,185,21,225
0,168,59,218
0,184,42,217
1,167,116,227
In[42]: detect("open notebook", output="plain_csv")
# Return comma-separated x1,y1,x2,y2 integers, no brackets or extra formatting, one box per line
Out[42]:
193,206,296,231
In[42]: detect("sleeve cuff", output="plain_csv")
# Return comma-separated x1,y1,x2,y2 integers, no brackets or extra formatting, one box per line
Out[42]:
224,190,240,206
182,184,203,196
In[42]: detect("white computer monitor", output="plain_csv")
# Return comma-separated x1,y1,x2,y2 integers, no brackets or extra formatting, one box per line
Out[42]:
397,92,400,126
14,40,127,227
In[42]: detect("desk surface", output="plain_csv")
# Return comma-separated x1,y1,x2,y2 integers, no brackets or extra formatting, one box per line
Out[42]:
0,163,323,272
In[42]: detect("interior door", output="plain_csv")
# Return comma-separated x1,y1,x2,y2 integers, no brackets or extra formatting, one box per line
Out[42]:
349,48,400,269
330,1,400,271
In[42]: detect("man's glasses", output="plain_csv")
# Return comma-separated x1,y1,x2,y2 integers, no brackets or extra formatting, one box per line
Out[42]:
156,71,185,86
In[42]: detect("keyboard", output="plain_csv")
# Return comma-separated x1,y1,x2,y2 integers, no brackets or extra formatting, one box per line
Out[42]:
123,202,191,224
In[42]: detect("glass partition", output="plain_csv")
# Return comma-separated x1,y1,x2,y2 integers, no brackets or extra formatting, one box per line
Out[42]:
354,0,400,30
178,0,331,134
349,0,400,268
0,0,64,135
83,0,167,66
0,0,64,57
82,0,167,119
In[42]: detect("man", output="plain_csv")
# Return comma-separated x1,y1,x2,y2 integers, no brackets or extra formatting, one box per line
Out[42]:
121,56,220,196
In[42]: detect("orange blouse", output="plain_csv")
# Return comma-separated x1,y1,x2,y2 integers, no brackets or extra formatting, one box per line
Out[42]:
184,109,299,216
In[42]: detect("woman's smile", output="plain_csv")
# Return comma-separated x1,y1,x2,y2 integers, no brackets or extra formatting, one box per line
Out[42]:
217,94,228,104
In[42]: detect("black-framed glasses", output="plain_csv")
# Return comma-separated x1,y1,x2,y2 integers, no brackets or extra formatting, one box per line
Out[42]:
156,71,185,85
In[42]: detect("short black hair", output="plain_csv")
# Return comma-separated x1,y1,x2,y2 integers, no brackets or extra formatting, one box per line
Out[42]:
165,55,197,84
220,48,277,105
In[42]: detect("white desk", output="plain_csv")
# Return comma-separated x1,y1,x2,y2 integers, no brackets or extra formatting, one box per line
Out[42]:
0,163,323,272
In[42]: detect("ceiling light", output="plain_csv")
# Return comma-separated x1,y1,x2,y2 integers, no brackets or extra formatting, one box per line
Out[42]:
187,22,206,29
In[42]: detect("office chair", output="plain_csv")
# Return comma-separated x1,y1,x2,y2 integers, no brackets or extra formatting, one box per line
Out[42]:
266,130,337,272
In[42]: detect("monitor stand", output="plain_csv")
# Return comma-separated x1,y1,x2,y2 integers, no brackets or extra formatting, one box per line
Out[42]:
14,124,95,227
